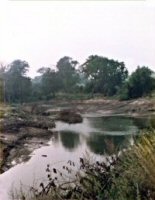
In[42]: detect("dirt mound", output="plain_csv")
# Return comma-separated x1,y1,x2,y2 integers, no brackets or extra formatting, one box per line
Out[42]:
57,109,83,124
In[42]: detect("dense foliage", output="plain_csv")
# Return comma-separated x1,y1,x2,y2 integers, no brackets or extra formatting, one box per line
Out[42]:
82,55,128,96
120,66,155,100
0,60,32,103
0,56,154,103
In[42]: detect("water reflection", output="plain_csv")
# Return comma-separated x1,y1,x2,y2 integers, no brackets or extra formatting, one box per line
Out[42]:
132,116,155,130
88,116,138,134
150,117,155,128
59,131,80,151
87,134,132,155
55,116,146,155
133,117,151,129
55,116,155,155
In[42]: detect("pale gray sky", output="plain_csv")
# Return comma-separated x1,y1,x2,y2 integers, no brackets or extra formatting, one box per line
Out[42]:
0,0,155,77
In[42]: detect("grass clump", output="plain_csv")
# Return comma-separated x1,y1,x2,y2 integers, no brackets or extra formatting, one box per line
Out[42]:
110,130,155,200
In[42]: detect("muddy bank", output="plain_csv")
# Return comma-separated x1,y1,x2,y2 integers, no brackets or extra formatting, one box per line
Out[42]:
74,98,155,116
80,98,155,116
0,132,56,172
23,98,155,117
0,106,56,172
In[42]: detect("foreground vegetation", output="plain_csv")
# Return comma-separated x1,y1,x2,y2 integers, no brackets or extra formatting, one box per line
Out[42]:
11,128,155,200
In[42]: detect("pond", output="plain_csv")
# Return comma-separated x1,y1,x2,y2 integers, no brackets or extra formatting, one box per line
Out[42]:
0,115,154,200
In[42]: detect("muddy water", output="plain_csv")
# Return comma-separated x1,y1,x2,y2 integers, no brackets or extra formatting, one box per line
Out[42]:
0,115,153,200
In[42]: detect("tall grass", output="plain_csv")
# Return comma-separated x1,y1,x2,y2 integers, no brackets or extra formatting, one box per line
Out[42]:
111,130,155,200
134,132,155,190
0,103,4,169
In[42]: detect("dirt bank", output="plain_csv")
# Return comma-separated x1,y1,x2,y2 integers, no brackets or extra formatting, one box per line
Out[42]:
26,98,155,117
0,106,56,172
79,98,155,116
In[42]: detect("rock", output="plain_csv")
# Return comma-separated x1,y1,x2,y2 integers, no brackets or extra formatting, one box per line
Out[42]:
57,109,83,124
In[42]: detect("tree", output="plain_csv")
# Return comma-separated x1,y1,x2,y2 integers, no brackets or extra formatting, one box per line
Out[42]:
8,60,29,76
31,76,42,101
0,63,7,103
120,66,155,100
56,56,80,92
82,55,128,96
0,77,4,103
4,60,31,103
38,67,61,99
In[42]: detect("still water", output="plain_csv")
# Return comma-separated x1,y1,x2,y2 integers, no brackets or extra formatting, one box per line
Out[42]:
0,115,153,200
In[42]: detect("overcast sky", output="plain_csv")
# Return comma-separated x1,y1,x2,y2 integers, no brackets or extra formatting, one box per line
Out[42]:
0,0,155,77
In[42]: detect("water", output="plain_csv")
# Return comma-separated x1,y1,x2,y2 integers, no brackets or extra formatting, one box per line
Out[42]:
0,115,153,200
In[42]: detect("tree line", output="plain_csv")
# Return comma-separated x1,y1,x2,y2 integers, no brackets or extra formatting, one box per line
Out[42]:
0,55,154,103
